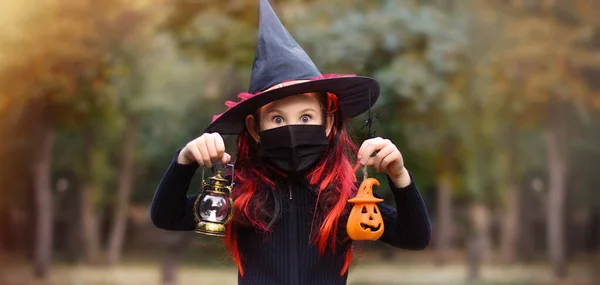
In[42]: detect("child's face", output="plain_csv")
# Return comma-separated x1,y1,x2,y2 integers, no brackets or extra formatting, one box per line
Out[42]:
245,92,334,141
258,92,323,131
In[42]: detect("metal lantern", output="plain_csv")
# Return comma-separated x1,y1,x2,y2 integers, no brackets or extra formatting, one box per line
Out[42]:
193,164,235,237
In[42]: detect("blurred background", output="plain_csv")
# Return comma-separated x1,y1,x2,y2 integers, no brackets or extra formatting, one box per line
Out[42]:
1,0,599,284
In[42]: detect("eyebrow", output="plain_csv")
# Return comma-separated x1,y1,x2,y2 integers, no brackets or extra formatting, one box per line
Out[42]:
264,107,317,115
299,108,317,114
264,108,281,115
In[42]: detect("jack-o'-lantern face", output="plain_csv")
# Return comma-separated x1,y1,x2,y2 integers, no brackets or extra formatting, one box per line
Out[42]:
346,178,385,240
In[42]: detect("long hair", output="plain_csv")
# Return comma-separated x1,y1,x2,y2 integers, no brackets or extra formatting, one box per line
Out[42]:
223,92,359,276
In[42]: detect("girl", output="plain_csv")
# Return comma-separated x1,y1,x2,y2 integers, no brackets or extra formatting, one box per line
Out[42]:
150,1,431,284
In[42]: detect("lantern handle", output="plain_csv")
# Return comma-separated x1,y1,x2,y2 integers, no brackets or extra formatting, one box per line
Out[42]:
227,162,235,187
200,162,236,187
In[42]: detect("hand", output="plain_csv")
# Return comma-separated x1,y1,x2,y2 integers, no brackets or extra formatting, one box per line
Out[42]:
178,133,231,168
357,137,411,188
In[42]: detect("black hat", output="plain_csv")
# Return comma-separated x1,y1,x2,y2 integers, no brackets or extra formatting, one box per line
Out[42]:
205,0,379,135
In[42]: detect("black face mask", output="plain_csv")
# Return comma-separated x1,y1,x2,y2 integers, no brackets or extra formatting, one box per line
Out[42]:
258,124,329,174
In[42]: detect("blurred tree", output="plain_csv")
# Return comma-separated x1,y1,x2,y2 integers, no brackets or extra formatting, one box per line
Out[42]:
103,2,169,266
488,0,600,278
0,0,178,272
0,0,114,275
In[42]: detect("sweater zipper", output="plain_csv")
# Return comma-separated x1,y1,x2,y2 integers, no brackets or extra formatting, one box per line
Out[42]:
288,184,299,285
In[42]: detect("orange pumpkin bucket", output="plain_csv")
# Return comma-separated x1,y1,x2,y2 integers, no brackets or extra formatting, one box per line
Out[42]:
346,178,385,240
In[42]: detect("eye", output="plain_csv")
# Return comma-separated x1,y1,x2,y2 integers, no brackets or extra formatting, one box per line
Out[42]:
300,115,311,123
272,116,284,124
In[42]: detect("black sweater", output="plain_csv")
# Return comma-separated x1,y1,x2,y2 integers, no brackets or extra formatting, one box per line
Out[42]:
150,151,431,285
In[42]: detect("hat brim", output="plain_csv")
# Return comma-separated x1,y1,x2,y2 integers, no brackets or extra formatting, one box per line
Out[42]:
204,76,379,135
347,196,384,203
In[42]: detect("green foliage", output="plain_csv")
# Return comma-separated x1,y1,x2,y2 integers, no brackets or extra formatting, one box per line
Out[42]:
3,0,600,246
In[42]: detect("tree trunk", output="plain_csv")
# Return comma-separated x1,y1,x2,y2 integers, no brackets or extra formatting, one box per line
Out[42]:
466,202,487,283
80,128,102,264
80,185,101,264
591,245,600,285
33,121,55,278
518,176,539,263
500,183,519,264
466,234,483,284
161,233,193,285
500,125,519,264
0,211,4,253
65,188,80,263
106,117,137,265
435,171,453,266
545,103,568,279
473,203,492,263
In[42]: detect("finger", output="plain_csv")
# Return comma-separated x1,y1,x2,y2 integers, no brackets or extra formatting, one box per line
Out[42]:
214,133,226,160
364,156,376,169
362,140,394,171
181,144,194,162
357,138,376,163
221,152,231,164
363,156,383,172
380,151,400,174
196,138,212,168
358,138,387,165
374,144,396,172
205,134,218,162
188,143,204,167
357,137,381,161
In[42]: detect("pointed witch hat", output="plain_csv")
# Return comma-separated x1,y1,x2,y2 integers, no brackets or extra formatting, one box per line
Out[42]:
205,0,380,135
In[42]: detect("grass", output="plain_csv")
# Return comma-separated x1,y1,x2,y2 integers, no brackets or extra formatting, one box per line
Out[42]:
1,250,595,285
0,261,593,285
